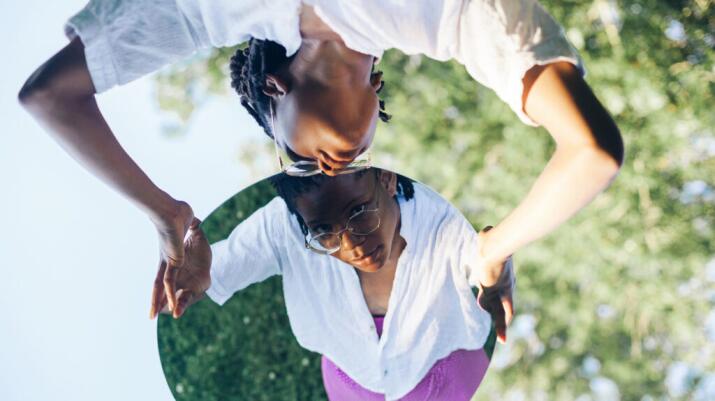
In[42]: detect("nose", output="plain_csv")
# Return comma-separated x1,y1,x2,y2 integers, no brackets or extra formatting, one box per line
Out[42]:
317,156,350,176
318,159,338,176
340,230,365,251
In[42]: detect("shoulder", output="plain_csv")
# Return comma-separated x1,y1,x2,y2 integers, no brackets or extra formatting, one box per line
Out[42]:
407,181,458,218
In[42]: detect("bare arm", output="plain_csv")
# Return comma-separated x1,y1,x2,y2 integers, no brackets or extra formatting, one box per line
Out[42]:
18,37,194,314
18,37,181,221
478,61,624,284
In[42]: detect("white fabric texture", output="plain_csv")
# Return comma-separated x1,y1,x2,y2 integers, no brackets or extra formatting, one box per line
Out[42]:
206,182,492,400
64,0,584,126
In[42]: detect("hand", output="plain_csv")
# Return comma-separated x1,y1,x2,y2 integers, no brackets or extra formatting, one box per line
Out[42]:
149,200,196,318
475,226,515,344
151,217,212,319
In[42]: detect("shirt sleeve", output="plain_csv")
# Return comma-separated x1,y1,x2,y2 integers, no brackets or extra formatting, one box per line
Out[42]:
455,0,586,127
63,0,290,93
205,197,289,306
438,208,483,288
64,0,203,93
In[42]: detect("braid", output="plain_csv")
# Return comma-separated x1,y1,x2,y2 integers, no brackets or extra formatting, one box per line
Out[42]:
377,81,391,122
230,39,391,139
230,39,292,139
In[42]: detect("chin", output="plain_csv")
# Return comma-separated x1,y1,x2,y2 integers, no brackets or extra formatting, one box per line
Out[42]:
354,261,385,273
351,245,387,272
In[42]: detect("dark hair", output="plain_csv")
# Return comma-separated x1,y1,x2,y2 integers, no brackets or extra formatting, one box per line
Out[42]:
269,168,414,235
229,39,390,139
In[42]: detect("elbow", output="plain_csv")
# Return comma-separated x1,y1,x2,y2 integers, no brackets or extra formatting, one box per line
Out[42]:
598,126,625,175
576,120,624,176
603,124,624,168
18,71,58,110
587,131,624,184
589,107,626,171
18,80,39,108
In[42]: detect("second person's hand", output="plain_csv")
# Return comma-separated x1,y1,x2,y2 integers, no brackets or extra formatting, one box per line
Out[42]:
475,226,516,344
154,217,212,318
149,199,195,318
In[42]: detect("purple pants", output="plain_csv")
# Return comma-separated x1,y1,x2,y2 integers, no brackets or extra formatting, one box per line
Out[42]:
320,315,490,401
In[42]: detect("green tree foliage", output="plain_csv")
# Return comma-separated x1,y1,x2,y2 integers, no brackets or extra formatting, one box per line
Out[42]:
158,177,497,400
155,1,714,399
158,180,329,401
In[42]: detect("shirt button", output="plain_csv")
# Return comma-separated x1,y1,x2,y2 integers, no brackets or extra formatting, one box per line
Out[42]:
384,369,388,377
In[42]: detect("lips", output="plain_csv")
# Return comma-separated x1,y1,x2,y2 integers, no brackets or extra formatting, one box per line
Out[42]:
352,245,383,265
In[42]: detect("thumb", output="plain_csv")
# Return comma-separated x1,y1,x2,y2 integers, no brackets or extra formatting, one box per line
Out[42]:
173,288,194,319
502,295,514,326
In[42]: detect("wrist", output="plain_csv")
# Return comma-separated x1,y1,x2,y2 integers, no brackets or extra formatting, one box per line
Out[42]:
476,228,511,287
146,193,183,226
478,229,502,266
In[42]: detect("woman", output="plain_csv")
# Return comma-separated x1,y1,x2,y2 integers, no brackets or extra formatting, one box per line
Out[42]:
160,168,515,400
18,0,623,318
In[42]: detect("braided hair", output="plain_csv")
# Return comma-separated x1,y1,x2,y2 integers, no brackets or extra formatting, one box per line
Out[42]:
230,39,391,139
269,168,414,235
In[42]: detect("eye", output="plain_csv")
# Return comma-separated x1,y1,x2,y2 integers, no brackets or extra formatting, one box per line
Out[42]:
349,204,367,218
310,224,332,235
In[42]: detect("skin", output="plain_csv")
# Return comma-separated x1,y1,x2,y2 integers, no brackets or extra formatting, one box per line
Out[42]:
293,170,404,275
19,4,623,339
264,6,383,174
159,170,515,342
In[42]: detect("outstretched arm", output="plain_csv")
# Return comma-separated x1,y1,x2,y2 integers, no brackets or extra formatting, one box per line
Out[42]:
477,61,624,285
18,37,195,315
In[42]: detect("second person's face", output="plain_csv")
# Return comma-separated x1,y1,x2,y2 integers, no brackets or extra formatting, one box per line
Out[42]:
293,170,402,273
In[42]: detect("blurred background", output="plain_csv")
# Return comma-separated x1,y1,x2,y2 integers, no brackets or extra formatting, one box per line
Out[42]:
3,0,713,400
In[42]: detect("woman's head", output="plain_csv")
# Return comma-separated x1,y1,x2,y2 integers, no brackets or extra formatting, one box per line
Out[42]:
269,168,414,272
230,39,390,174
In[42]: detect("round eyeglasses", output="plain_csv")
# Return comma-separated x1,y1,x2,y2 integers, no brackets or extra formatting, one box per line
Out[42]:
305,206,381,255
269,102,372,177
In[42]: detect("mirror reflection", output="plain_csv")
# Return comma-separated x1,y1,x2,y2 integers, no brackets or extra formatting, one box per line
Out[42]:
159,168,510,401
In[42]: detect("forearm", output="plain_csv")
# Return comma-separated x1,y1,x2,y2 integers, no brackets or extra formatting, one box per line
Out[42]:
19,38,177,222
478,62,625,265
21,94,176,220
481,144,620,263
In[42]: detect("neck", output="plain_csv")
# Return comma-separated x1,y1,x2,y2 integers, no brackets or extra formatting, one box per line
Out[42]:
290,40,374,86
294,5,374,86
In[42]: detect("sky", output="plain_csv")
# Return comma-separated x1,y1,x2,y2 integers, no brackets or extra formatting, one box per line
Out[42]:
1,1,270,400
3,2,714,401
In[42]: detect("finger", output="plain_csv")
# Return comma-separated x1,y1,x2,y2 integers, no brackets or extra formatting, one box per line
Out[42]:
173,289,194,319
188,218,206,243
502,294,514,326
477,285,500,311
157,289,169,315
164,260,180,312
492,301,507,344
150,260,168,319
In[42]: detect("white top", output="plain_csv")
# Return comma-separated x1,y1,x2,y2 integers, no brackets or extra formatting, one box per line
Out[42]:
64,0,585,126
206,182,494,400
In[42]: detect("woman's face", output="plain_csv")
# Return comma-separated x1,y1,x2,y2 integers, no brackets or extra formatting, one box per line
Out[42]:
293,170,402,273
268,71,383,175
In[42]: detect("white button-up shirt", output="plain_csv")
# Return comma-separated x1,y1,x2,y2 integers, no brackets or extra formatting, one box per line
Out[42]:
64,0,585,126
206,182,493,400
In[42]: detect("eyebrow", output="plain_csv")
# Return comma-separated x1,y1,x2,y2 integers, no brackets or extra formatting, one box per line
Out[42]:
305,192,373,227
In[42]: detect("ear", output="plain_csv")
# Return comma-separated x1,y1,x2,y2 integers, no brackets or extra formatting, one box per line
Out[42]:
370,70,384,92
262,74,289,98
377,170,397,197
